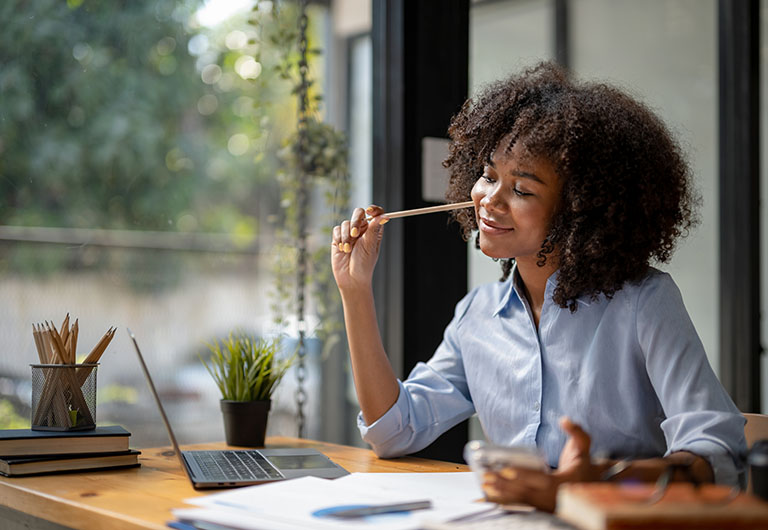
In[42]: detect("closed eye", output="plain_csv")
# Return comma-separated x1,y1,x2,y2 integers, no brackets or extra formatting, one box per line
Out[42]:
514,188,533,197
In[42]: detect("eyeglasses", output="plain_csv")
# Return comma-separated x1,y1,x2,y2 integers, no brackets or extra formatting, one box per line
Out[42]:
646,463,740,505
601,459,740,506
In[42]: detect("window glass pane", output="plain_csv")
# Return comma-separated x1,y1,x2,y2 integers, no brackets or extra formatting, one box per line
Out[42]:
348,35,373,211
572,0,719,371
0,0,348,446
470,0,554,92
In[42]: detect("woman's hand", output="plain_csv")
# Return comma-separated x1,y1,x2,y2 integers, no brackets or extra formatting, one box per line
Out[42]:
482,417,597,512
331,205,388,292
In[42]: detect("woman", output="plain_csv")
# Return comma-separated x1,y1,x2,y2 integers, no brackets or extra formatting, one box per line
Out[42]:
331,62,745,512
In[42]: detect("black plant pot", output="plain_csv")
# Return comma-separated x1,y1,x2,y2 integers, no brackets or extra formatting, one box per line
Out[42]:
220,399,271,447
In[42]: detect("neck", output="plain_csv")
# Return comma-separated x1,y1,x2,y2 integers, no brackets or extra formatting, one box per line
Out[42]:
515,256,558,326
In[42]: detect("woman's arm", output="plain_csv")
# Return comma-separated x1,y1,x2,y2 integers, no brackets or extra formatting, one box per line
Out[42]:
636,272,746,485
331,206,399,424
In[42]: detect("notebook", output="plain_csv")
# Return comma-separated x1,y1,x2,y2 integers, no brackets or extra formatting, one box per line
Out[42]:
128,329,348,489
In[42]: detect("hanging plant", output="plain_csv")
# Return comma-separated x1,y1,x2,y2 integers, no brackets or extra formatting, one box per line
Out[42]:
248,0,350,436
277,116,350,349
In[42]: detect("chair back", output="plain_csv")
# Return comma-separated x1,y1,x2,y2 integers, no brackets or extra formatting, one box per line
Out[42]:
744,413,768,448
743,413,768,494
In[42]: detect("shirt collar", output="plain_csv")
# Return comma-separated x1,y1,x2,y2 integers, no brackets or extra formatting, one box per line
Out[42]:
493,263,524,316
492,263,591,317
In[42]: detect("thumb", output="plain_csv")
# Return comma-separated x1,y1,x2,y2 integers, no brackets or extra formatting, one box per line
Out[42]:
560,416,590,456
365,216,388,248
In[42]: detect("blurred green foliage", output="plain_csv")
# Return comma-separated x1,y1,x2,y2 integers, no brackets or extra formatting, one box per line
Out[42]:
99,383,139,405
1,0,205,230
0,399,27,429
0,0,302,283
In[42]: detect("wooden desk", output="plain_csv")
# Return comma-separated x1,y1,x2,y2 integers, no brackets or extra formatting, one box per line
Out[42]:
0,437,468,530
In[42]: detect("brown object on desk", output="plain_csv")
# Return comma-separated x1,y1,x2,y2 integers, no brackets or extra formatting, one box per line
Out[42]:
0,437,467,530
556,482,768,530
0,450,140,477
0,425,131,457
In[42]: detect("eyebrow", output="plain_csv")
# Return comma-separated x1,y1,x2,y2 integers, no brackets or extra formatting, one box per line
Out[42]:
487,160,545,185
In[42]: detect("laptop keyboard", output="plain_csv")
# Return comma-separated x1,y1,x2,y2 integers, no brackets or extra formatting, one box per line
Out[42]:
190,450,283,481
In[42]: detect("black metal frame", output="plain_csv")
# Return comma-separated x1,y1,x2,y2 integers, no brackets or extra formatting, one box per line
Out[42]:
718,0,761,412
372,0,470,462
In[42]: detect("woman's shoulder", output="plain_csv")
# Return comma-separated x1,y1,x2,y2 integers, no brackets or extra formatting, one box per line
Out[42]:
617,266,686,316
630,266,679,296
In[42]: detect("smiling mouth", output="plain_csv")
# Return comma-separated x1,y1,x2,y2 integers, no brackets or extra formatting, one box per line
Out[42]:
479,217,514,234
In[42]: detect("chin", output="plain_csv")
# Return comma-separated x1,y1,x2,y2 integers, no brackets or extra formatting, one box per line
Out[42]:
478,243,511,260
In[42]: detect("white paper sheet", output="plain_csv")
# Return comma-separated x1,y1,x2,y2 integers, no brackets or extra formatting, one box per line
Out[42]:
333,472,486,505
175,473,494,530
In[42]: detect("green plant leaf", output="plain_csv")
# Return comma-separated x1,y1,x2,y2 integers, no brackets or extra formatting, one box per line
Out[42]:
200,332,293,402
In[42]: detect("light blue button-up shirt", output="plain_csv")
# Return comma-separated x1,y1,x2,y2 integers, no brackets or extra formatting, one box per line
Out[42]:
358,267,746,486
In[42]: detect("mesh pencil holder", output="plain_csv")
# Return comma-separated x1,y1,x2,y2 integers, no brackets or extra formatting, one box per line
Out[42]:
30,363,98,431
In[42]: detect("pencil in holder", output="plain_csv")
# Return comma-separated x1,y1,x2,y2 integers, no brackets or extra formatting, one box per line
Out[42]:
30,363,98,431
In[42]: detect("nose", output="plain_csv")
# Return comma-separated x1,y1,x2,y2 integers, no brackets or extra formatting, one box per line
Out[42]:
479,183,506,214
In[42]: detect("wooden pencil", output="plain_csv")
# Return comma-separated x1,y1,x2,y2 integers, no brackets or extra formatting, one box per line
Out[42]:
76,327,115,386
60,313,70,354
71,319,79,363
32,325,46,364
378,200,474,219
46,322,67,364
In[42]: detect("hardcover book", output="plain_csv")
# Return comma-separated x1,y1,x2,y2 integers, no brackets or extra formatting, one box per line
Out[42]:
0,425,130,457
0,449,140,477
556,482,768,530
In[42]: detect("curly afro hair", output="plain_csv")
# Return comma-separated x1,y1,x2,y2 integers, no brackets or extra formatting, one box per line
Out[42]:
444,62,699,311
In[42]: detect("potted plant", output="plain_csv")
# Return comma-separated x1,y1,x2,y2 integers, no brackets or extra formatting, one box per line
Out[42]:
200,332,293,447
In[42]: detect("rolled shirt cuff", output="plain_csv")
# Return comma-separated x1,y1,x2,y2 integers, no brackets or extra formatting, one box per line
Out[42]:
666,440,745,488
357,381,409,458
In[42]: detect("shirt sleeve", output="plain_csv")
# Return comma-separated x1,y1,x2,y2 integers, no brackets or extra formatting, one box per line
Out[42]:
636,271,747,487
357,291,477,458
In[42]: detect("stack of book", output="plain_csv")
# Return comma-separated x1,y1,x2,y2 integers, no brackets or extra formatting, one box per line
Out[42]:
0,425,139,477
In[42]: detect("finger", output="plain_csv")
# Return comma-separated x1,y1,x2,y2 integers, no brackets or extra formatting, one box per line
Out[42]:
560,416,591,455
350,207,367,238
365,204,384,216
498,467,551,490
366,215,389,251
340,220,352,253
332,225,342,251
487,468,550,492
482,477,529,503
484,474,555,512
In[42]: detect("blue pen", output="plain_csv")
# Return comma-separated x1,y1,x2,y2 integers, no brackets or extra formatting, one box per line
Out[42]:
323,500,432,518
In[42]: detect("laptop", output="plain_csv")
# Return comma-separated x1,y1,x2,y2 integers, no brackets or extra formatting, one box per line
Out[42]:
127,329,349,489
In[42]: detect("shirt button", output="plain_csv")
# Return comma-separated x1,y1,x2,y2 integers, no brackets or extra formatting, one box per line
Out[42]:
533,401,540,412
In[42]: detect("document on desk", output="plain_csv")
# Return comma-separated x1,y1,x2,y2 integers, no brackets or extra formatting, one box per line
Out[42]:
173,472,495,530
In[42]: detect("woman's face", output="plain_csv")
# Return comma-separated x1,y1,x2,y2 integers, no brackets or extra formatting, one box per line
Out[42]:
471,141,561,261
